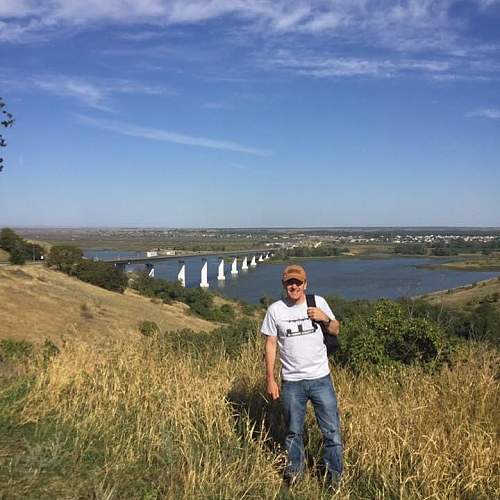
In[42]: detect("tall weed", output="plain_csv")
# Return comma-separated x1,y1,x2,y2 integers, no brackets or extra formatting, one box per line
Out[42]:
1,330,498,499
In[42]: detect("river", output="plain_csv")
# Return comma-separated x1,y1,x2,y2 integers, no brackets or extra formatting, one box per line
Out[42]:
84,250,499,304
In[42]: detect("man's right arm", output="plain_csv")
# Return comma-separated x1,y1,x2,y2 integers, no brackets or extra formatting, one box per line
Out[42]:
265,335,280,400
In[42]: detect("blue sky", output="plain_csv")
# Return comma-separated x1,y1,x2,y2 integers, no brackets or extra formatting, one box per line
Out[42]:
0,0,499,227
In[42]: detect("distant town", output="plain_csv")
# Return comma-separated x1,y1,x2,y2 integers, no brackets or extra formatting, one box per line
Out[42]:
12,226,500,254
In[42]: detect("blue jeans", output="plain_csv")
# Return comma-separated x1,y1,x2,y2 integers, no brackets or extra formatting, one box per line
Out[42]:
281,374,343,479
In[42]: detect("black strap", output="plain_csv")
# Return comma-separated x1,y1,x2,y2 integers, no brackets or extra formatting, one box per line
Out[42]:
306,294,316,308
306,294,318,331
306,294,339,354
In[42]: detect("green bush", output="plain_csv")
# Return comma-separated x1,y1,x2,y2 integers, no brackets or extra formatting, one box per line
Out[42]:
0,228,45,264
8,245,26,264
201,303,236,322
0,228,19,253
131,272,244,323
241,302,259,316
273,245,348,259
336,299,451,371
138,320,160,337
156,318,258,364
46,245,83,273
130,273,185,303
73,260,128,293
398,297,500,346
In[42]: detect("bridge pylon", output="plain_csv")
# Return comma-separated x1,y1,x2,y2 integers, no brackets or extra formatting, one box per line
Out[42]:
178,261,186,287
217,258,225,280
200,259,209,288
231,257,238,275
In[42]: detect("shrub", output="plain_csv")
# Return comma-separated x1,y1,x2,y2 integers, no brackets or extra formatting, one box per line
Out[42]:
337,299,451,371
73,260,128,293
130,272,185,303
0,228,21,253
8,245,26,264
0,228,45,264
204,303,236,323
131,272,235,321
400,297,500,346
241,303,259,316
46,245,83,274
157,318,258,363
138,320,160,337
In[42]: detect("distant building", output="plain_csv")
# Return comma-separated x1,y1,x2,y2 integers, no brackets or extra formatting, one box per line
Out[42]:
146,248,175,257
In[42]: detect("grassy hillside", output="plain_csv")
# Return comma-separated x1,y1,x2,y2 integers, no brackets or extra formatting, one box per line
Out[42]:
419,254,500,272
1,264,498,498
421,277,500,311
0,248,9,263
438,255,500,271
0,334,497,498
0,265,215,346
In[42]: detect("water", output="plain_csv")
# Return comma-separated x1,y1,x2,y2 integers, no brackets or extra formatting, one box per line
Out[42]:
84,250,500,304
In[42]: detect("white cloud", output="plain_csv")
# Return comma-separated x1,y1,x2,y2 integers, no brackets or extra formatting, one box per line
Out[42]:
1,1,496,42
77,114,271,156
34,77,109,110
30,75,168,110
2,1,500,80
261,50,454,79
466,108,500,119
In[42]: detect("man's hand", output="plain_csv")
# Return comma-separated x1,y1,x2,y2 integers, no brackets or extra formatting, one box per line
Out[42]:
266,378,280,400
307,307,340,335
307,307,329,323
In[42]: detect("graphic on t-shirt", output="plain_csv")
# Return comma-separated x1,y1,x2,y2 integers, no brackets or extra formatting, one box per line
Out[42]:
280,317,317,337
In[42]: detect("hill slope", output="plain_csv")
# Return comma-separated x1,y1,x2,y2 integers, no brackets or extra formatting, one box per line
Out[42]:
0,265,215,346
421,277,500,311
0,249,9,263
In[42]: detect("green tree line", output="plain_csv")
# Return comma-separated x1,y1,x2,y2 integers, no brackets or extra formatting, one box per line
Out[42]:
394,238,500,256
0,228,44,264
274,245,350,259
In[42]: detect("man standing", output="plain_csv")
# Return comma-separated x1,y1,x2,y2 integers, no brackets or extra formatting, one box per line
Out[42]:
261,264,343,483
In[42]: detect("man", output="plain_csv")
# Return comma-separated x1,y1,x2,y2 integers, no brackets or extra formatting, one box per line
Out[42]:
261,264,343,483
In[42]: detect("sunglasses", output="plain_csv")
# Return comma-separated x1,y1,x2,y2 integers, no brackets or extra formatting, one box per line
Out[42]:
283,279,305,286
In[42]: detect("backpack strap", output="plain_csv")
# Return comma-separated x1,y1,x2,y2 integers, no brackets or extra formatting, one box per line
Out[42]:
305,294,316,308
306,294,318,331
307,293,339,354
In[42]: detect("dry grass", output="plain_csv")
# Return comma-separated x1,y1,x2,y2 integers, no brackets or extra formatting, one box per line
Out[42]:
438,254,500,272
423,278,500,310
0,248,9,263
0,265,215,347
1,331,498,499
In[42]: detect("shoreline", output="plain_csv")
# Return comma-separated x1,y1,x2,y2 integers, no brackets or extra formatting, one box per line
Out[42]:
413,277,500,300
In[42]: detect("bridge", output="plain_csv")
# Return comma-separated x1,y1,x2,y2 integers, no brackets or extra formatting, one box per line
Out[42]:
99,249,273,288
99,248,270,265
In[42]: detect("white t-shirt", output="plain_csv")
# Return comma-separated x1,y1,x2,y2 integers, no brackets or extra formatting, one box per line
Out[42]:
261,295,335,381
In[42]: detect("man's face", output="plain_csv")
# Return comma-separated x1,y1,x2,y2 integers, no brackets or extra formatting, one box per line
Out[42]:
283,278,307,303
